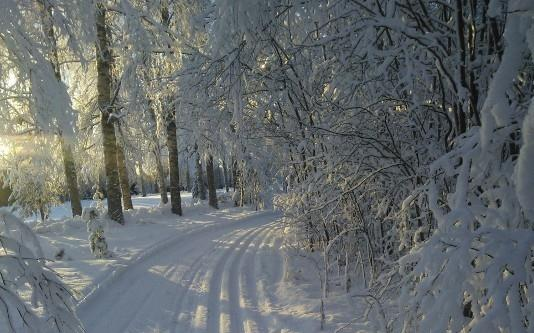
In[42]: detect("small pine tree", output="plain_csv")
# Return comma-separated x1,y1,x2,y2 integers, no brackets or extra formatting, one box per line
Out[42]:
82,207,110,259
92,188,105,213
89,228,109,258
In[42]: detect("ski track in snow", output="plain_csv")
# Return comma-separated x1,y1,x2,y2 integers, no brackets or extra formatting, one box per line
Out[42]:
77,211,292,333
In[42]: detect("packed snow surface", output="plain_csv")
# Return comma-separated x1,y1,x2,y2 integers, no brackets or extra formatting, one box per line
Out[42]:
35,193,355,332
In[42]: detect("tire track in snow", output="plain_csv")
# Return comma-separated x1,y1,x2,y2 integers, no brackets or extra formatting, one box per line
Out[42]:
238,225,274,333
79,260,166,331
133,224,261,333
130,229,232,333
81,226,242,333
78,210,281,333
170,227,244,333
206,224,268,333
255,225,286,331
85,261,180,333
177,222,266,333
222,224,273,333
118,263,183,333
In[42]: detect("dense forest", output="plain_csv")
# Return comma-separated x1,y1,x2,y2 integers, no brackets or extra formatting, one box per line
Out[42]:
0,0,533,332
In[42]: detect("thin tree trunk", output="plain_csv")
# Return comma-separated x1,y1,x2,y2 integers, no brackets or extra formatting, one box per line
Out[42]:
194,146,207,200
96,3,123,224
206,154,218,209
39,0,82,217
116,138,133,210
232,159,238,192
240,175,245,207
157,2,180,212
153,147,168,204
235,161,244,207
39,205,47,223
146,104,168,205
199,166,207,200
455,0,468,134
137,160,147,197
186,159,191,192
214,163,221,189
60,138,82,216
166,108,182,215
222,158,229,192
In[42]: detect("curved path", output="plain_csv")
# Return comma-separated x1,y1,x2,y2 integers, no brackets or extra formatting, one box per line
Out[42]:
77,211,290,333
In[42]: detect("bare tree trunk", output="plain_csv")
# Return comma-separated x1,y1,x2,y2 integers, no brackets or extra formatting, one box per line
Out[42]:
222,158,229,192
156,2,180,212
232,159,238,192
60,138,82,216
116,138,133,210
166,107,182,215
39,205,47,223
455,0,468,134
213,163,221,189
198,159,207,200
96,3,123,224
145,104,168,205
137,160,147,197
153,147,168,204
185,159,191,192
194,145,207,200
206,154,218,209
234,161,244,207
39,0,82,217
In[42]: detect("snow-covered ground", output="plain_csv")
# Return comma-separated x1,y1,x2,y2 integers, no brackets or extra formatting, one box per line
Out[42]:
35,193,359,332
28,191,198,221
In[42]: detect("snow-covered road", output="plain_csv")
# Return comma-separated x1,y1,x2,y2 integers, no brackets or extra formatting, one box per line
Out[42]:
77,211,289,333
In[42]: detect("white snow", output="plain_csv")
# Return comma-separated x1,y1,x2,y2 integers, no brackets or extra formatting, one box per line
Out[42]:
34,193,359,333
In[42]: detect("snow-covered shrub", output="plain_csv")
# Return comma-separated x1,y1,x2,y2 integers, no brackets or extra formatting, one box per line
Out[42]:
398,10,534,332
92,188,106,214
217,191,233,204
82,207,110,259
201,0,534,331
89,228,109,259
0,138,64,221
0,208,83,332
231,158,270,210
232,188,241,206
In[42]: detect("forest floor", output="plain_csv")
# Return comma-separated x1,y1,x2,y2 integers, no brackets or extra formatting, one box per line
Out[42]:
34,193,364,333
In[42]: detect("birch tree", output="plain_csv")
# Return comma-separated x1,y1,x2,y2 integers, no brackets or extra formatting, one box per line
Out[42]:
95,2,123,224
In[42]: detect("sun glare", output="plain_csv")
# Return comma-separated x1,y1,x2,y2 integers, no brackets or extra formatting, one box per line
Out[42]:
6,71,17,87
